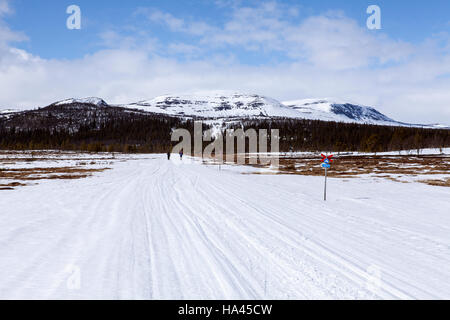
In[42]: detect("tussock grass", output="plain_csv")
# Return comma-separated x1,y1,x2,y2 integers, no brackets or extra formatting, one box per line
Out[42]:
0,151,114,191
239,154,450,187
0,167,109,181
0,182,27,190
419,178,450,187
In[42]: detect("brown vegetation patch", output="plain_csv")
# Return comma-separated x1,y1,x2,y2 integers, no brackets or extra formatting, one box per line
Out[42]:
0,181,27,190
272,155,450,177
419,178,450,187
0,167,109,181
0,157,115,163
237,154,449,186
0,151,117,191
386,177,409,184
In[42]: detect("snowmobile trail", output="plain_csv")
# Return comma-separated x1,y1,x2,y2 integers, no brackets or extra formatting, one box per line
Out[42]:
1,155,449,299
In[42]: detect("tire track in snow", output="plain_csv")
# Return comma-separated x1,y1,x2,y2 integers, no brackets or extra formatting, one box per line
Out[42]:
177,164,412,299
2,155,448,299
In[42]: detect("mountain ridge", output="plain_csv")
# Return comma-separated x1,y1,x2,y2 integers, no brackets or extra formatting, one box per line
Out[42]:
1,92,448,129
122,92,448,128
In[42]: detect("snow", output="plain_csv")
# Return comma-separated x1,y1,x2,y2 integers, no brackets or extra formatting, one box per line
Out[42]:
122,92,449,128
1,154,449,299
54,97,107,106
0,109,20,116
125,91,301,119
3,93,448,128
282,99,448,128
284,98,334,113
283,98,398,125
0,108,21,120
282,148,450,158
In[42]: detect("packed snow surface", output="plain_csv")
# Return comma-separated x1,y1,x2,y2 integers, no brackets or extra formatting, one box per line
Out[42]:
1,155,449,299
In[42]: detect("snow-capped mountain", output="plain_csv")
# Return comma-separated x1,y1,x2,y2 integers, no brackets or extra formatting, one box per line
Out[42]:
3,92,447,128
282,99,450,128
282,98,397,125
0,108,21,119
0,108,19,114
123,92,446,128
125,91,301,119
54,97,108,107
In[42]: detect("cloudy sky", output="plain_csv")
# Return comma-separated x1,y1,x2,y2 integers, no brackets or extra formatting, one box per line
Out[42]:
1,0,450,123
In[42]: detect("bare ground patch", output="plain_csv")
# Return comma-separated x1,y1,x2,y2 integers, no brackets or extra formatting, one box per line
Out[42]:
0,167,110,181
0,182,27,190
419,178,450,187
0,151,116,190
232,154,450,187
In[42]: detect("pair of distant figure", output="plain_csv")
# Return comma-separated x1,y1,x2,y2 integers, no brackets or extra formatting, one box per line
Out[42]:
167,151,183,160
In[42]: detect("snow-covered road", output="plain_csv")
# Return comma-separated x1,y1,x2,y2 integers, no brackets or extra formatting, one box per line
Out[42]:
1,155,449,299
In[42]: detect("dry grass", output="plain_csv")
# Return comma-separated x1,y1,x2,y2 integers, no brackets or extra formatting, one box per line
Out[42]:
0,157,115,164
419,178,450,187
234,154,450,187
0,167,109,181
0,151,114,190
0,167,110,190
272,155,450,177
0,182,27,190
0,150,116,164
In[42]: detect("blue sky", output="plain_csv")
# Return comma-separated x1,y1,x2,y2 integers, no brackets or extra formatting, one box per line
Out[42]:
1,0,450,123
6,0,450,60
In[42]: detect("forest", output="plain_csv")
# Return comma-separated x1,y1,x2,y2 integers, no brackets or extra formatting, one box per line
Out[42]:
238,119,449,153
0,103,448,154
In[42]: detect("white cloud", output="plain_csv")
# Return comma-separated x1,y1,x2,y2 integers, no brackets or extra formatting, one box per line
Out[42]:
0,0,12,16
0,1,449,124
284,14,413,70
167,42,202,57
148,10,185,31
190,5,413,70
0,0,26,48
138,8,215,36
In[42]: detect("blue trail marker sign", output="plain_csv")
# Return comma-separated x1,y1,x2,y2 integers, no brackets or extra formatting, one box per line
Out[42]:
321,154,333,201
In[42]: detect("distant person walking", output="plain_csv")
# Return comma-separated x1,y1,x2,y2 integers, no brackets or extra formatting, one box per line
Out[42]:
167,151,171,160
179,150,183,160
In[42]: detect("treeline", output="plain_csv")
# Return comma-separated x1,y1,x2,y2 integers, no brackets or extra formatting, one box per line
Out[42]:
0,113,194,153
237,119,450,153
0,103,449,153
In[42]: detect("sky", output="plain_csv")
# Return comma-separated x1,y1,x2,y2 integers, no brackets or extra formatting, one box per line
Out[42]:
0,0,450,123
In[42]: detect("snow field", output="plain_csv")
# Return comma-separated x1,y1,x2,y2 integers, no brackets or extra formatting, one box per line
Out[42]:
0,154,449,299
